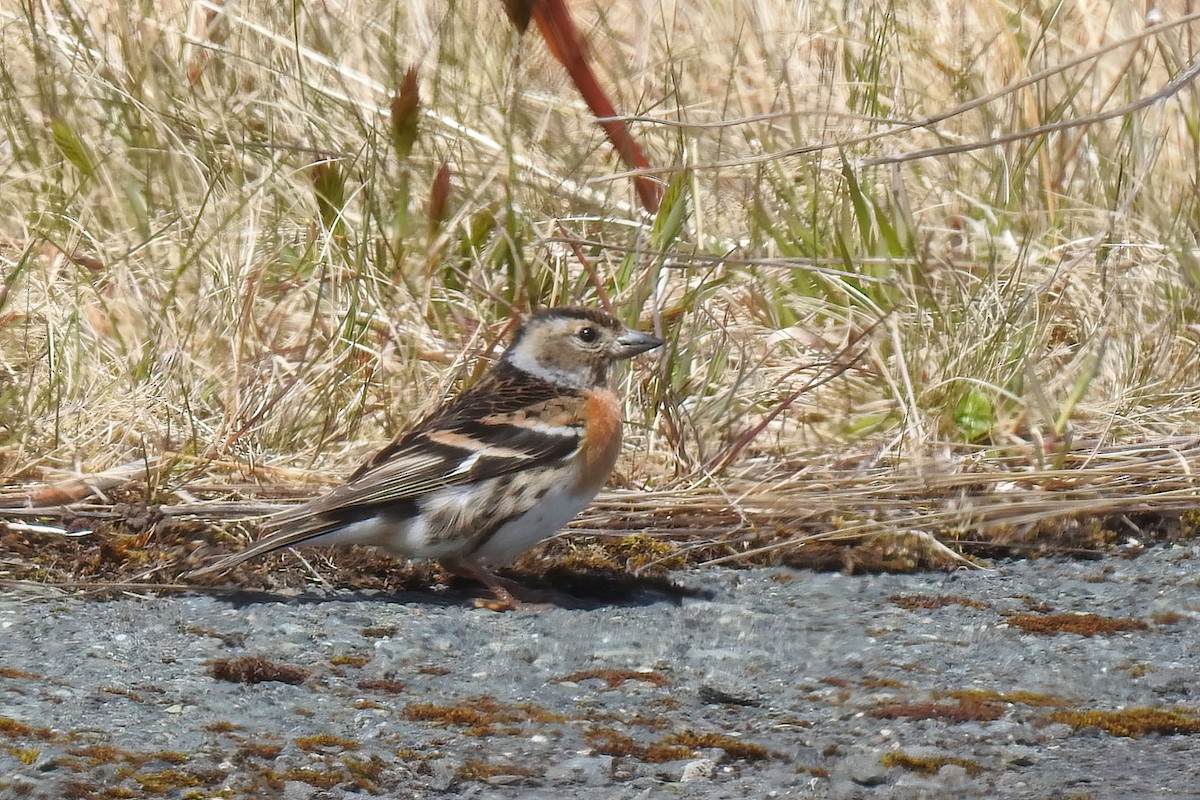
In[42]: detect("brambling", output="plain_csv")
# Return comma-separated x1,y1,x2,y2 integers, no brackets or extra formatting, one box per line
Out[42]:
190,306,662,606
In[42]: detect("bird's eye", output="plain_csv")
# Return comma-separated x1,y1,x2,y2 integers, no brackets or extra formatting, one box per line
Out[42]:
577,326,598,343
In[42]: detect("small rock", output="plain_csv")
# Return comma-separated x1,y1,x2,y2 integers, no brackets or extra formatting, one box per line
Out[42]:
834,751,890,787
544,755,614,785
680,758,716,782
282,781,317,800
698,677,762,707
485,773,526,786
1005,746,1037,767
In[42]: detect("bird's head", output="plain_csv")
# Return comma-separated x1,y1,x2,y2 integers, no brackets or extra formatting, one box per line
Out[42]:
501,306,662,389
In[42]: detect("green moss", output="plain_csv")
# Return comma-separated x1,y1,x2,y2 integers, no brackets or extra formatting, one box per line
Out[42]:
882,751,986,776
329,652,371,667
1049,706,1200,737
122,768,211,792
8,746,39,764
360,625,397,638
273,767,345,789
1179,509,1200,536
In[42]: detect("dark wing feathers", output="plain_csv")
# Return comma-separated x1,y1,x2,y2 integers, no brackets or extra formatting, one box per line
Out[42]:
189,370,583,576
254,367,581,533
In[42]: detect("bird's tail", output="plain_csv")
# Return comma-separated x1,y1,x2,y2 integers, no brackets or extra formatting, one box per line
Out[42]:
186,509,338,578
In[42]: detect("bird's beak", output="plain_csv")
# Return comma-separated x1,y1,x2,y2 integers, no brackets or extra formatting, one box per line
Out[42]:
612,328,663,359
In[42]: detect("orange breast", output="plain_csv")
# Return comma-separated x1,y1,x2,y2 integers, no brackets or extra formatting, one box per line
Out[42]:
573,389,623,494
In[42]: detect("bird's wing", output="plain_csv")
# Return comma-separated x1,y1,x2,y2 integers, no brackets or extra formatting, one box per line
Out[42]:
188,371,585,577
306,372,585,514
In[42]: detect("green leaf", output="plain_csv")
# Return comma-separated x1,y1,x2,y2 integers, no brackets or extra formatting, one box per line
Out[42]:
953,388,994,441
50,116,95,177
840,156,872,250
650,168,689,251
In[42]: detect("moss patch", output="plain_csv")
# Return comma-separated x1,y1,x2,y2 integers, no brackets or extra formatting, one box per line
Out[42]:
553,668,671,688
871,698,1004,723
208,655,309,685
1049,706,1200,737
1006,612,1148,636
881,751,986,776
402,696,566,736
889,593,989,610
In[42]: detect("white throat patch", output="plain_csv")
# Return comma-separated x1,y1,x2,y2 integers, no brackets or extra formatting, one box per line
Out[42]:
505,347,589,388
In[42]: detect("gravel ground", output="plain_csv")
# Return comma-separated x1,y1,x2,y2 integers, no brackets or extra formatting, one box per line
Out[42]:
2,543,1199,799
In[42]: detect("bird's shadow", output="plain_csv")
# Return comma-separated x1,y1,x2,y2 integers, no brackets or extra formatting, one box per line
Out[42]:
203,567,712,611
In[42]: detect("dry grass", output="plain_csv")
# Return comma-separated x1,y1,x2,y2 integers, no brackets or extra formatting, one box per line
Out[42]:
2,1,1200,587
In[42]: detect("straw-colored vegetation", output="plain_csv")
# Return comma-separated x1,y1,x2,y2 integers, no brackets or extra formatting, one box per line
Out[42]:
1,0,1199,588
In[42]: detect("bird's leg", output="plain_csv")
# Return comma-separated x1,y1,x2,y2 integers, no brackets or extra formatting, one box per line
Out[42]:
440,557,547,610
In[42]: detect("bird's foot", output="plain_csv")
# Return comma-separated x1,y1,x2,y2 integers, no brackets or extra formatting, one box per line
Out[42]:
442,558,555,611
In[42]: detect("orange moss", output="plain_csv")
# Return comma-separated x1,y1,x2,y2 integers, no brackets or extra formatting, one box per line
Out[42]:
402,696,563,736
236,741,284,761
1006,613,1148,636
295,733,360,752
1121,662,1153,677
273,767,344,789
871,698,1003,722
661,731,773,761
553,668,670,688
889,594,989,610
0,667,41,680
583,728,690,763
455,759,536,781
342,755,387,791
208,655,308,685
939,688,1067,708
357,678,406,694
0,716,56,741
860,677,906,688
203,720,240,733
120,767,215,792
417,664,452,676
147,751,189,765
67,745,137,765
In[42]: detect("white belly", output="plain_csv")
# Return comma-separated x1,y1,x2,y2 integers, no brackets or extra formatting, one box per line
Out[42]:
471,482,595,565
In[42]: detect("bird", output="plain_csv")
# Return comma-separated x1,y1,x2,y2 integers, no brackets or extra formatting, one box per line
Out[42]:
189,306,663,607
